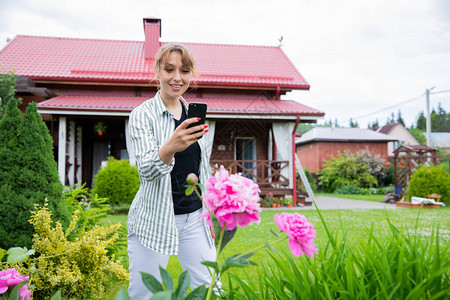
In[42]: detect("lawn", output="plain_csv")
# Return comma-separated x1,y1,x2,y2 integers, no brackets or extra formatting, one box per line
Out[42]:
315,192,385,202
102,201,449,294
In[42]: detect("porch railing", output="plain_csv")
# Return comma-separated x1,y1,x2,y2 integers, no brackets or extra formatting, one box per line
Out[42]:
210,160,290,190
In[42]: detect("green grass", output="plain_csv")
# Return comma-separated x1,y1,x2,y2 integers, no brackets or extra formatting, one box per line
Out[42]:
102,203,450,296
315,192,385,202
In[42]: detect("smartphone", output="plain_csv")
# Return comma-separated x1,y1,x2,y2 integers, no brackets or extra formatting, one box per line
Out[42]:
187,102,207,129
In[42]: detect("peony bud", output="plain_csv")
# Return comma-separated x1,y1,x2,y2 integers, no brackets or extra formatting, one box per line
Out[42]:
186,173,198,186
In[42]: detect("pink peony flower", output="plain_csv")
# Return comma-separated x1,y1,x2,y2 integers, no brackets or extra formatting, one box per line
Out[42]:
200,166,261,230
0,268,30,300
274,213,318,257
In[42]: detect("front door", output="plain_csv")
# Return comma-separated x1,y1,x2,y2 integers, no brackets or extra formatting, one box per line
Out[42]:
235,138,256,180
92,142,110,181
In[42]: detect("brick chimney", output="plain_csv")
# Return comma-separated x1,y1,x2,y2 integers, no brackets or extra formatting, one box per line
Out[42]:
143,18,161,59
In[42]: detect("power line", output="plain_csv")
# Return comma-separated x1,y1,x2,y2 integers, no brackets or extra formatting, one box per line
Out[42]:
430,89,450,95
339,92,425,125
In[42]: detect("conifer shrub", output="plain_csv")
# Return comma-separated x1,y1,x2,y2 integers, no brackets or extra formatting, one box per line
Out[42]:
0,99,70,250
91,156,139,205
406,165,450,205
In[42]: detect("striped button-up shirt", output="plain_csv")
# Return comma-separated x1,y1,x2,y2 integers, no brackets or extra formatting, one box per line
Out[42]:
127,91,213,255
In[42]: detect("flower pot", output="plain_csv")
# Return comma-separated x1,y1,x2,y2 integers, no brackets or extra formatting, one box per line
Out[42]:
287,204,292,208
98,131,103,136
271,204,277,208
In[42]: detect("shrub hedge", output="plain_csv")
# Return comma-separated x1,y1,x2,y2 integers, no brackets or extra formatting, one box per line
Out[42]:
91,157,139,205
406,164,450,205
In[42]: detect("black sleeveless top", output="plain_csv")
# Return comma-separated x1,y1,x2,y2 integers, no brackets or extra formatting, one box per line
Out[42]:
171,108,203,215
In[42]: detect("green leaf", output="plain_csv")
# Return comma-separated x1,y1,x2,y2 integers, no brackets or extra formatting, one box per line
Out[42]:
201,260,220,273
140,271,164,294
6,247,35,264
150,291,172,300
269,229,280,238
174,270,191,297
0,248,5,261
219,227,237,253
159,266,174,291
114,289,131,300
222,253,256,273
50,290,62,300
8,280,28,300
185,285,207,300
264,241,277,252
185,185,194,196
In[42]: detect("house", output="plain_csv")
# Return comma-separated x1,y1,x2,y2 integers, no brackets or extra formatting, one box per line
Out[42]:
376,123,420,156
0,18,324,201
427,132,450,154
295,127,397,174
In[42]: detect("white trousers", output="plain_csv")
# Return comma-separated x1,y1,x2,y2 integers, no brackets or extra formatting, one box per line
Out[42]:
128,209,216,299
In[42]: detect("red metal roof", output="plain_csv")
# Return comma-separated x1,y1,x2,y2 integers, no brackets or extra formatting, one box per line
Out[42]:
36,95,324,116
0,35,309,89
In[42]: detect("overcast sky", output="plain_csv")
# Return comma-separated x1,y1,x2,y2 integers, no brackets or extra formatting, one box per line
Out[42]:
1,0,449,128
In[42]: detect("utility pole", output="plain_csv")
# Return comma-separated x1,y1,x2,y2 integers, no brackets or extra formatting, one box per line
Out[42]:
425,87,435,147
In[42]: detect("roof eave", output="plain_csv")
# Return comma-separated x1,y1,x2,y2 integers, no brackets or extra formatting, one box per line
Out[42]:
31,76,310,90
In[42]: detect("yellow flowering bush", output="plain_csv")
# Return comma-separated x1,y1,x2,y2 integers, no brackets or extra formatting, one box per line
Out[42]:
28,201,128,299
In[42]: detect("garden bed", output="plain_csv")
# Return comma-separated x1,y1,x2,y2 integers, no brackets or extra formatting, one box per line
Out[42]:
396,201,442,209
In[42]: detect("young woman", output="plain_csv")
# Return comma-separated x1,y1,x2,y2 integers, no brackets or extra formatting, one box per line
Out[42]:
127,44,215,299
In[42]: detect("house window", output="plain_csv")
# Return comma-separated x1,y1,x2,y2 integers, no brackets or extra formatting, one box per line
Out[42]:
393,141,399,150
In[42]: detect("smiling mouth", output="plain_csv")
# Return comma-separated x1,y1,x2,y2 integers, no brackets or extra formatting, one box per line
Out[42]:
170,84,182,89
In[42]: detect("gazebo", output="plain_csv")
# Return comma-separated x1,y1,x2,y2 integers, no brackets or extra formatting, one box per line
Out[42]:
392,145,440,196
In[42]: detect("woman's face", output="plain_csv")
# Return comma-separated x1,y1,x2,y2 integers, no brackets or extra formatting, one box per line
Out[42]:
156,51,191,102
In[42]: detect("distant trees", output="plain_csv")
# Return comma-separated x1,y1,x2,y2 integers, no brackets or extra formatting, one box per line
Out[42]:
414,103,449,132
349,118,359,128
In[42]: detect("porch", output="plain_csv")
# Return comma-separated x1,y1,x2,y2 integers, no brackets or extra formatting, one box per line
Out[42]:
210,159,307,205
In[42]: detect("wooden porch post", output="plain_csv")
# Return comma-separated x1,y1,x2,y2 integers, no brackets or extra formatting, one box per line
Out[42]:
67,121,76,186
58,117,66,185
292,115,300,206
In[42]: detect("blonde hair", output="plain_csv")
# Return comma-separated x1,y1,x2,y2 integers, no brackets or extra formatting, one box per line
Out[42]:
154,43,198,77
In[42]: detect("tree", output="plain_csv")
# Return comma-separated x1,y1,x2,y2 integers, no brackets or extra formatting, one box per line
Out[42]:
349,118,359,128
0,71,21,119
416,112,426,130
334,118,340,128
396,110,405,126
0,98,70,249
408,128,427,145
431,103,448,132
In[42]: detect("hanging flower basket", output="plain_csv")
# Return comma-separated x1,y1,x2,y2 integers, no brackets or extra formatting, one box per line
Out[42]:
94,121,107,136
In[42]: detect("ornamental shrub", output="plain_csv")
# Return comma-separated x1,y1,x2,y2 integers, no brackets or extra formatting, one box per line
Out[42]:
0,99,70,250
91,156,139,205
25,201,128,299
356,149,389,187
406,165,450,205
318,151,377,193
